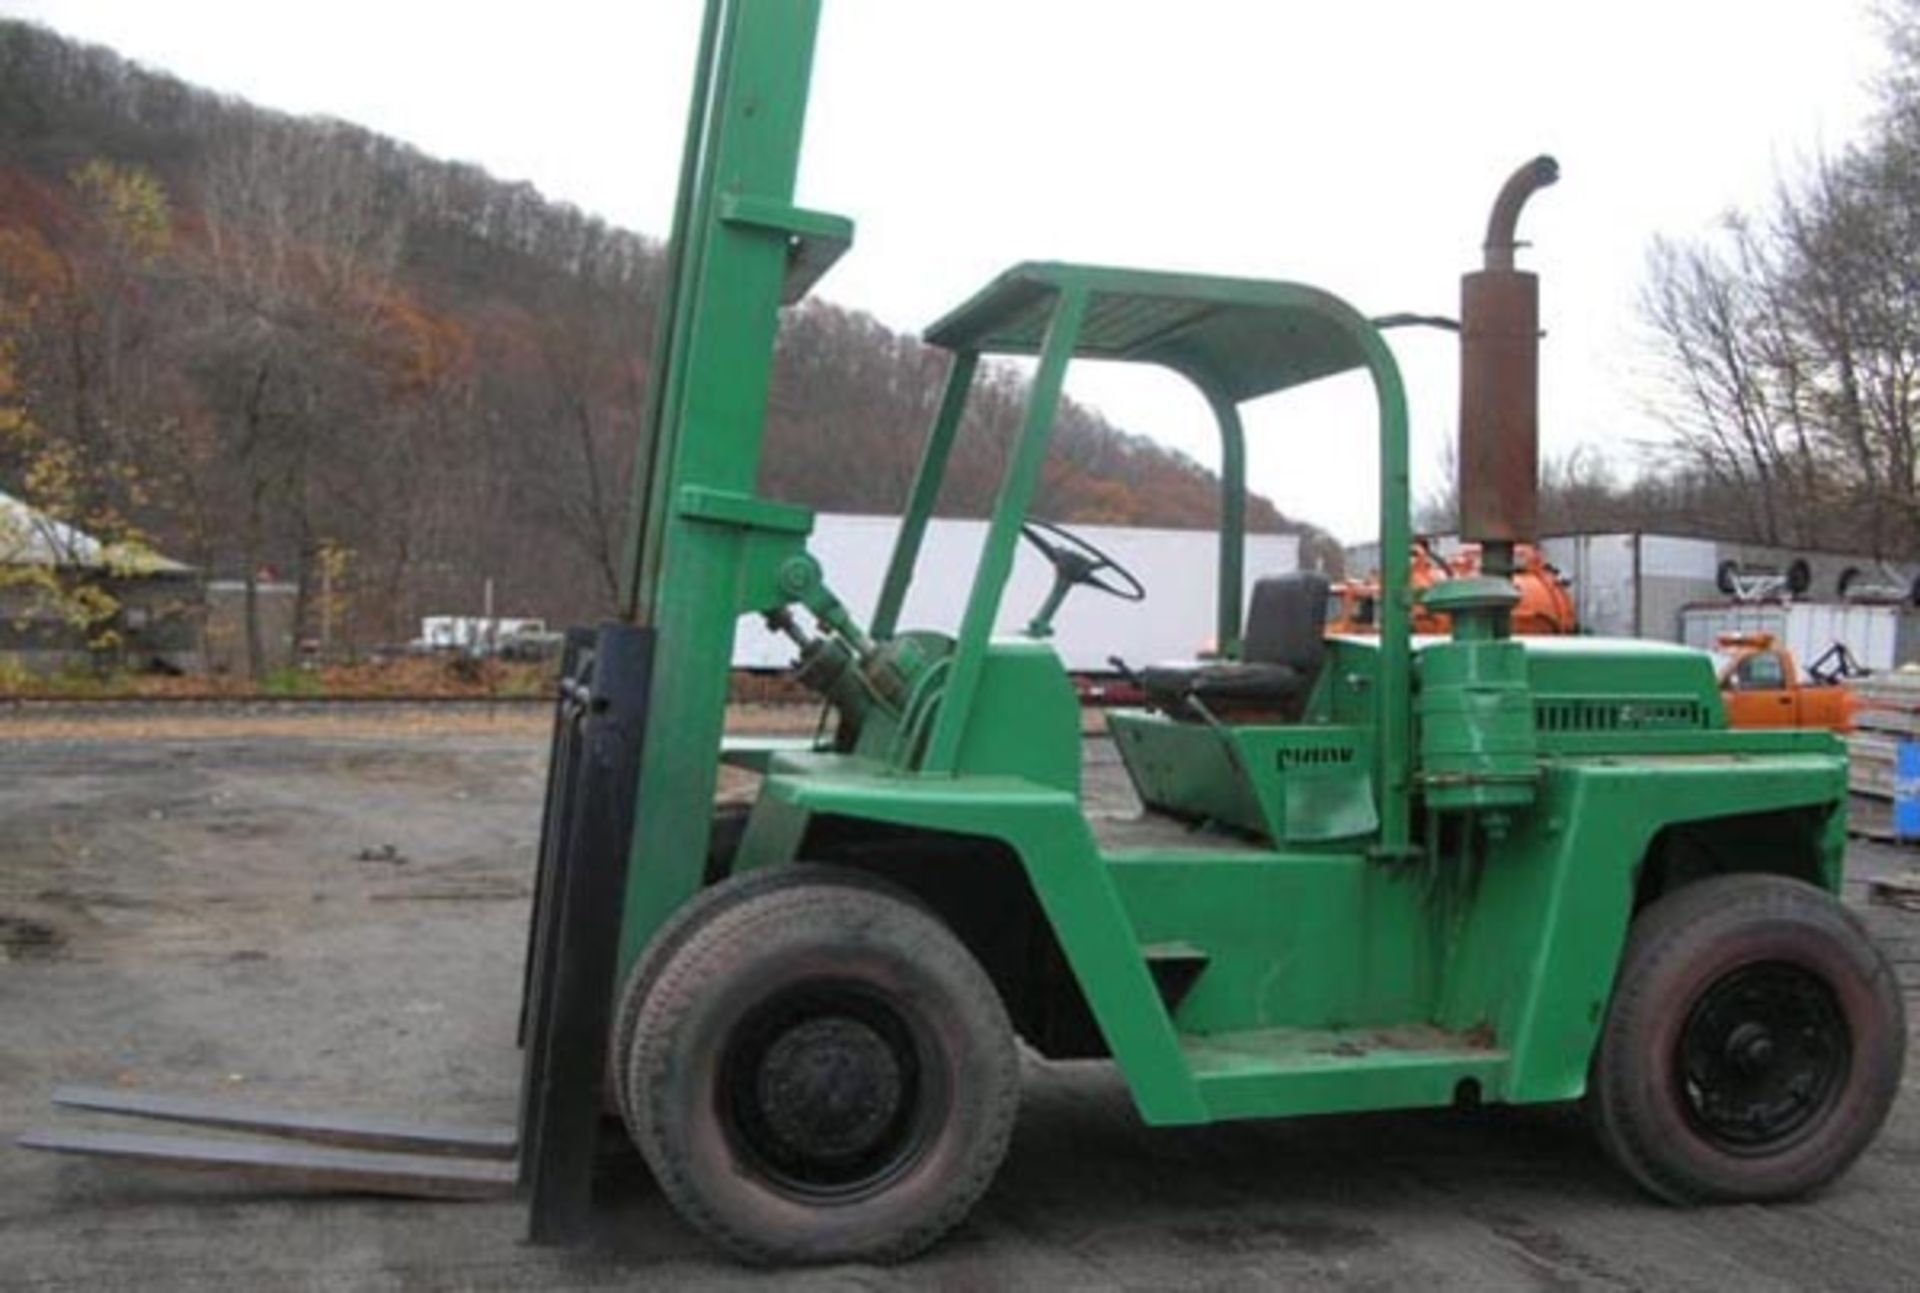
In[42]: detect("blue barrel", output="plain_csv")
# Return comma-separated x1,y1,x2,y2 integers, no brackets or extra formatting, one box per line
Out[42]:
1895,739,1920,841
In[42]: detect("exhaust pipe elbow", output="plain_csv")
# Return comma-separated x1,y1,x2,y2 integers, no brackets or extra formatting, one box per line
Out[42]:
1482,154,1559,271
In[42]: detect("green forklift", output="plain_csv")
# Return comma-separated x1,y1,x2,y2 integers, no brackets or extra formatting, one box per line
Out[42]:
26,0,1904,1268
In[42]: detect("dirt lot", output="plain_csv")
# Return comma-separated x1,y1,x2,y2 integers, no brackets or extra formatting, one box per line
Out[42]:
4,706,1920,1291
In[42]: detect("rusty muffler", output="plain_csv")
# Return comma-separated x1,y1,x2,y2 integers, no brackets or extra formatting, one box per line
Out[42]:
1459,155,1557,577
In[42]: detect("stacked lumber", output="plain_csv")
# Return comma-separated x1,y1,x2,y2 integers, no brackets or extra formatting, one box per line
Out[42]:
1848,672,1920,841
1852,672,1920,737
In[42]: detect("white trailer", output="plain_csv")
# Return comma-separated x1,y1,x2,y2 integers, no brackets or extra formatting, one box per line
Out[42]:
1543,533,1920,642
733,514,1300,673
1678,601,1920,675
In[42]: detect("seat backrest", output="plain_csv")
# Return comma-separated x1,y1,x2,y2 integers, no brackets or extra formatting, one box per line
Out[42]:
1243,572,1331,673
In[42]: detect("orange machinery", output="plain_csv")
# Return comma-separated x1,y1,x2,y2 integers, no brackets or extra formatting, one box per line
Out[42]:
1330,540,1577,636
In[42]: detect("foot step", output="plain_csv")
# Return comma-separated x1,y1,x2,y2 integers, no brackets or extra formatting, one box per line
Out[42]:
1181,1024,1509,1120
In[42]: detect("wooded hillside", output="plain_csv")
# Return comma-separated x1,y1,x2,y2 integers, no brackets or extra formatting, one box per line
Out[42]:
0,22,1323,669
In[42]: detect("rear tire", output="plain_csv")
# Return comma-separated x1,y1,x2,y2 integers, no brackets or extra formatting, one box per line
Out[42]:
623,867,1019,1264
1590,874,1904,1203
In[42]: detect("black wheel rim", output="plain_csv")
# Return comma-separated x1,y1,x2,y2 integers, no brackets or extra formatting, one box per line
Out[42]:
1677,961,1850,1153
718,978,944,1202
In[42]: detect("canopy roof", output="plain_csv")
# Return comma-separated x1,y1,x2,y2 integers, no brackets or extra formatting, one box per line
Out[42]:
922,261,1376,404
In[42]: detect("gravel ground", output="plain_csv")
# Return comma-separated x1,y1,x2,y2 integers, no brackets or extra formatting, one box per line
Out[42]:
3,708,1918,1291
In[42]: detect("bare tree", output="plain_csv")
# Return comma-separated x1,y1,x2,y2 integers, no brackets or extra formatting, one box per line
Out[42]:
188,117,406,674
1638,1,1920,559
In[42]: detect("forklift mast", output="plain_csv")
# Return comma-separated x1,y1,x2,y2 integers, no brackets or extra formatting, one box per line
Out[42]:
612,0,854,970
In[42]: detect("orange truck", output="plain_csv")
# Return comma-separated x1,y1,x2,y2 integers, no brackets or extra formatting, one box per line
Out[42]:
1713,632,1858,732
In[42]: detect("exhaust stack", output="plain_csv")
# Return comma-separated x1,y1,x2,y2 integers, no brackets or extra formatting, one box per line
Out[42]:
1458,155,1558,578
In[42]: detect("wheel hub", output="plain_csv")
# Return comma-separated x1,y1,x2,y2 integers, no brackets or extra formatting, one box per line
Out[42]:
1679,961,1849,1151
1726,1021,1776,1074
719,981,935,1200
756,1016,903,1161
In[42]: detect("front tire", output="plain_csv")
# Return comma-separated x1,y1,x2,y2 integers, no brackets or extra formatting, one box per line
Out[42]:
609,856,821,1129
622,867,1019,1264
1590,874,1905,1203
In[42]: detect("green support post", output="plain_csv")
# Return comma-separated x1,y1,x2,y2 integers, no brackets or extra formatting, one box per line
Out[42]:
1359,330,1414,857
1204,388,1247,658
872,350,979,640
922,289,1089,773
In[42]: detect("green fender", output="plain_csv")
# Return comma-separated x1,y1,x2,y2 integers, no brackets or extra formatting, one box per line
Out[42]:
750,755,1210,1124
1452,752,1848,1102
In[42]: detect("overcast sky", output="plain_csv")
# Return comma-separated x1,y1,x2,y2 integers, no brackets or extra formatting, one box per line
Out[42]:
3,1,1890,541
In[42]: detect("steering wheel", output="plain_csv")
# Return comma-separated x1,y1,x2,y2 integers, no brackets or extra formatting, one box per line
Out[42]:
1019,519,1147,604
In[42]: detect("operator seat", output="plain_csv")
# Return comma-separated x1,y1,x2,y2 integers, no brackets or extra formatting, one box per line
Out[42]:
1140,572,1330,721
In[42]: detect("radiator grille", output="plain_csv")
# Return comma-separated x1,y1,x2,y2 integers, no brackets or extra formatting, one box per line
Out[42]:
1534,697,1710,733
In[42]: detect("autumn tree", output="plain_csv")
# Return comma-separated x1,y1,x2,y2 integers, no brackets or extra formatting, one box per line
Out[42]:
0,161,170,661
514,229,658,611
185,115,412,672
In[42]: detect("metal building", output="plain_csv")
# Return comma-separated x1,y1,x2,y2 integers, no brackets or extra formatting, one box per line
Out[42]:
0,489,202,674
